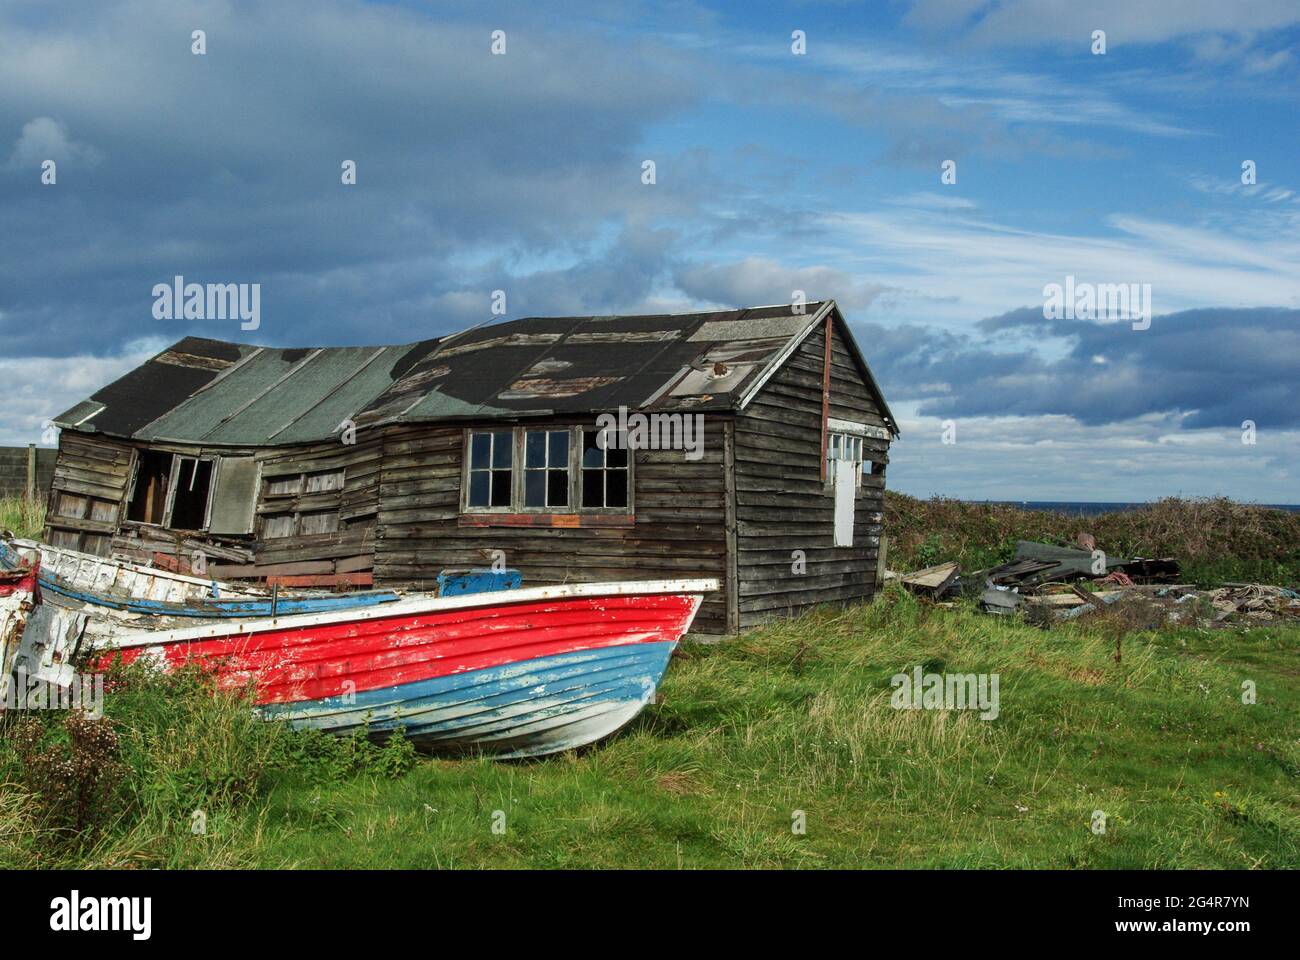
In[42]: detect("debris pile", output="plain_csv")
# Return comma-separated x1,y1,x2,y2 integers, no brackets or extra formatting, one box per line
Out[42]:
891,538,1298,628
1205,583,1300,622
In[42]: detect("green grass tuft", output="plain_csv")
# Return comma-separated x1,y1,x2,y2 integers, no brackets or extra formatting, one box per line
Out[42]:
0,495,44,540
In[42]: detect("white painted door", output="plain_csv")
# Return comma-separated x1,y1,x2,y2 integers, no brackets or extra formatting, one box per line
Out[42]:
833,458,855,547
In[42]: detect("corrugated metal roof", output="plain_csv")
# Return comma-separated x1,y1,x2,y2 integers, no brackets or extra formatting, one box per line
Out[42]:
53,301,898,446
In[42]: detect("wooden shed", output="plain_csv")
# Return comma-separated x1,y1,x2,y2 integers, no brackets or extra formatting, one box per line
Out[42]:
45,300,897,635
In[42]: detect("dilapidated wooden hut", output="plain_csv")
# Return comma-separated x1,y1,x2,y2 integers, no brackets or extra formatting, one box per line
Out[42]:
45,300,896,634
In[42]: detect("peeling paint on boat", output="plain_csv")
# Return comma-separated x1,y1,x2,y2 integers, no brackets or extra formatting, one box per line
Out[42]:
92,578,717,757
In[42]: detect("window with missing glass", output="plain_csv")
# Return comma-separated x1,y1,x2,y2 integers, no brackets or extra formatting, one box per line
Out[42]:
463,426,632,514
826,432,864,488
467,430,514,508
260,468,344,539
581,429,629,508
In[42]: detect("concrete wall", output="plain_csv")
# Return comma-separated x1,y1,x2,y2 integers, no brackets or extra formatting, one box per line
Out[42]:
0,445,57,499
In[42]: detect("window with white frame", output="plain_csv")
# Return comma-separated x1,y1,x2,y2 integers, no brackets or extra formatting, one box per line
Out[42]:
826,432,864,487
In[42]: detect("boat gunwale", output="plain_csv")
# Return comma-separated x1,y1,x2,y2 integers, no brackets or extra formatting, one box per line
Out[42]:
104,579,719,650
2,537,270,595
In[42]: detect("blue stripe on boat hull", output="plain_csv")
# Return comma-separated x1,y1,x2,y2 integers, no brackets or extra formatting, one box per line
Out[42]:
260,641,676,758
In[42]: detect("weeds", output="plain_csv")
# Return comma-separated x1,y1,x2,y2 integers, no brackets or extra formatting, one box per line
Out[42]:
0,495,44,540
0,660,423,867
6,711,126,838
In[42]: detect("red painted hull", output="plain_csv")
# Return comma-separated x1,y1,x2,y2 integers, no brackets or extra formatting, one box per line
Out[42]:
101,592,700,707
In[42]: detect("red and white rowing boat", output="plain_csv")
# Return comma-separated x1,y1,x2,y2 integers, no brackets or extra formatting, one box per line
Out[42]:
92,577,717,758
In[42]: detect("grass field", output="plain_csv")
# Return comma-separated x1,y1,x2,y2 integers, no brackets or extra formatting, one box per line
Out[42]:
3,587,1296,869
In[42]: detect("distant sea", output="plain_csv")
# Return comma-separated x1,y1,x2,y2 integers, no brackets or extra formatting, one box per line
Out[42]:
975,501,1300,517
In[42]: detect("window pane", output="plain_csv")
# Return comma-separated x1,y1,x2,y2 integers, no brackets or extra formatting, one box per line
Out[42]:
468,470,490,506
606,470,628,507
547,469,568,507
470,433,491,469
582,430,604,468
490,470,511,506
491,431,513,468
605,445,627,469
525,431,546,468
548,430,569,466
524,469,546,507
582,469,602,507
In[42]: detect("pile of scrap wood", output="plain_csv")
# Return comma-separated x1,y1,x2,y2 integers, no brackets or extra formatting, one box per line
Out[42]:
892,538,1297,628
967,541,1181,617
897,561,961,600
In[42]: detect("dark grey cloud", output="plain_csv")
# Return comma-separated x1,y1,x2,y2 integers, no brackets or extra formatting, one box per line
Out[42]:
0,0,1128,362
0,0,706,353
856,306,1300,429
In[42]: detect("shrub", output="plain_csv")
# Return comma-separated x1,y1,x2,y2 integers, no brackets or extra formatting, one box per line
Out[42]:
4,711,126,838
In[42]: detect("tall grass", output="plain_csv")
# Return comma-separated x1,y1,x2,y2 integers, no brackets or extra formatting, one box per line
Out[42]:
0,495,44,540
0,663,415,868
3,588,1292,869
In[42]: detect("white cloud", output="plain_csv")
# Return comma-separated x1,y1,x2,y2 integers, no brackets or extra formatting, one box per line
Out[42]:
819,199,1300,330
889,407,1300,502
674,257,897,311
5,116,102,170
0,344,160,445
904,0,1300,46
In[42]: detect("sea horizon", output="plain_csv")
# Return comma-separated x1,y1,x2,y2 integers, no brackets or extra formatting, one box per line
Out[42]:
962,500,1300,517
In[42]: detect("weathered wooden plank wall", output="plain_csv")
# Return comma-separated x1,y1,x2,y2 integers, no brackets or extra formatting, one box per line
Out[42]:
43,434,134,555
372,420,731,634
240,434,382,574
732,318,888,629
40,431,383,577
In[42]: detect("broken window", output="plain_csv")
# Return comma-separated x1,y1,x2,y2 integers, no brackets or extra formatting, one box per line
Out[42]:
208,457,260,535
260,468,345,539
826,433,864,489
168,456,215,530
127,450,172,524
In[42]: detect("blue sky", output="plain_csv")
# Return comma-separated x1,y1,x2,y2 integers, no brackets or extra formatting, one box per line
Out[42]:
1,0,1298,501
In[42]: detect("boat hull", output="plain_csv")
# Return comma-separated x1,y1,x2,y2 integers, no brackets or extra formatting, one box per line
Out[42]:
0,568,37,707
96,580,714,757
263,641,676,758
